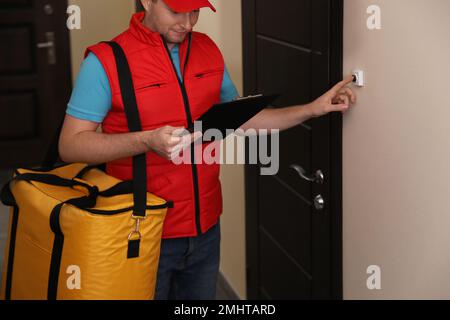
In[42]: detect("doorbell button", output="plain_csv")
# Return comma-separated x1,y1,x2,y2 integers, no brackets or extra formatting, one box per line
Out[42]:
352,70,364,87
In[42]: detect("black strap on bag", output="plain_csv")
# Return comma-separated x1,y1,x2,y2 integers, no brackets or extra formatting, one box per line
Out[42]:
104,41,148,219
104,41,149,261
52,41,150,298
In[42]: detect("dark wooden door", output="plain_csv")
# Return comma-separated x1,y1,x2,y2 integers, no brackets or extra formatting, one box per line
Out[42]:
244,0,343,299
0,0,72,169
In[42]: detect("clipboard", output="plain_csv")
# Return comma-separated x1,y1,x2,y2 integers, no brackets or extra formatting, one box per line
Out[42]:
194,93,280,139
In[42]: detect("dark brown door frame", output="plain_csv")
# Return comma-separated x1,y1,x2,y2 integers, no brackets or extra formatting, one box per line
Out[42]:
243,0,343,300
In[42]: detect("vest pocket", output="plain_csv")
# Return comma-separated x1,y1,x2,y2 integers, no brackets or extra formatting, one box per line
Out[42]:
135,82,168,92
194,69,223,79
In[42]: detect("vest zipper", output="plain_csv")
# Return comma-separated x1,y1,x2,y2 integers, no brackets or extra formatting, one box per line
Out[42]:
161,34,202,236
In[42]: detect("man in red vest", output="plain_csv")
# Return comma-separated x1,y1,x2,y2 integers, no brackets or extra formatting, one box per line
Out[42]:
59,0,356,299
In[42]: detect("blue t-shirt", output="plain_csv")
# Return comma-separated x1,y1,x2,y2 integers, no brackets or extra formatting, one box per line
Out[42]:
67,45,239,123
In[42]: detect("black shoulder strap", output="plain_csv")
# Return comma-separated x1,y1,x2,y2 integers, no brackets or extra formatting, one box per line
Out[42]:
103,41,147,217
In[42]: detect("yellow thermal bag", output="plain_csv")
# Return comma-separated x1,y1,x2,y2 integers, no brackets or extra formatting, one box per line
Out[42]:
0,41,172,300
1,164,171,300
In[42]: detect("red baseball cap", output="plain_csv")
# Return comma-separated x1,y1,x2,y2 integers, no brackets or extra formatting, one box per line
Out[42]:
163,0,216,13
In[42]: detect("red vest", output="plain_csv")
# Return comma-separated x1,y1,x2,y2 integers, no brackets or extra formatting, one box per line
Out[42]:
87,12,224,239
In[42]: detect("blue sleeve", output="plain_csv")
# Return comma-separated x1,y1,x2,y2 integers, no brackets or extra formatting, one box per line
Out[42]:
66,53,112,123
220,65,239,103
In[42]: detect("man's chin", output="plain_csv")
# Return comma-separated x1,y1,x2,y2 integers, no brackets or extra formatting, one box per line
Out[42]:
166,33,187,44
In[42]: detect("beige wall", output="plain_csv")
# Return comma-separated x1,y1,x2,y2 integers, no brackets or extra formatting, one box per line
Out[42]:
343,0,450,299
68,0,135,81
195,0,246,299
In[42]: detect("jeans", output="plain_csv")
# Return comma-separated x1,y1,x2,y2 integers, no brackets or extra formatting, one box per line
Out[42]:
154,221,221,300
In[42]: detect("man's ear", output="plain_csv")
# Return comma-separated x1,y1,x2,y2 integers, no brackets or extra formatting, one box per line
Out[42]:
140,0,153,12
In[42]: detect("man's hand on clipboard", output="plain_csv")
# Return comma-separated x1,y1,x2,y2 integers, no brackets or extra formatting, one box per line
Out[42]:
170,127,203,159
145,126,202,161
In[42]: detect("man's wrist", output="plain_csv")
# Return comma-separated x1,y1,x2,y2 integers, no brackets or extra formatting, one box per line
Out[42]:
138,130,153,152
303,102,316,120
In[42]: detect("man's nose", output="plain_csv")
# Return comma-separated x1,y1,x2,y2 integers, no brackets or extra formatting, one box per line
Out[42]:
181,13,193,31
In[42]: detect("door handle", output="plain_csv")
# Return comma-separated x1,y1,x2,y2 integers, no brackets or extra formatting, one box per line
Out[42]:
314,195,325,210
290,164,324,184
37,31,56,65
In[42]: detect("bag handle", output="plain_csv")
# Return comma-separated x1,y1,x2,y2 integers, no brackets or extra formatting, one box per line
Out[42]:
0,172,98,208
0,169,142,207
103,41,148,218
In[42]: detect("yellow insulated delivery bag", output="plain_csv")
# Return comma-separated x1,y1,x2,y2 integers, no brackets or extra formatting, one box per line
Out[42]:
1,164,171,300
0,42,172,299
